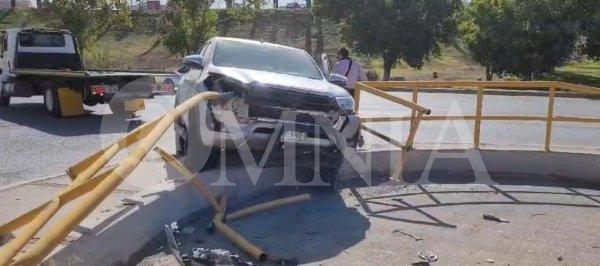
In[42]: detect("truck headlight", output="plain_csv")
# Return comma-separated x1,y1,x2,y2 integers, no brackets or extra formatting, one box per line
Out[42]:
335,96,355,112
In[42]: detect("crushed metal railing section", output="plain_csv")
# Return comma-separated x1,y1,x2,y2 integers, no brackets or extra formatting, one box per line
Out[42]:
355,81,600,179
154,147,311,262
354,82,432,179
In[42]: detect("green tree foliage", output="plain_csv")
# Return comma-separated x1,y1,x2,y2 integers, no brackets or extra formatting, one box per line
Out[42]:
460,0,583,80
575,0,600,61
315,0,461,80
161,0,264,57
48,0,132,55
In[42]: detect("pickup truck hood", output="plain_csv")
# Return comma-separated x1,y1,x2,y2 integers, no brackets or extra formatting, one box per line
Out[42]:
208,66,350,98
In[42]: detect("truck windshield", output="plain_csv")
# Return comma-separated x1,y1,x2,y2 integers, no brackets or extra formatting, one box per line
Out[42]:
19,32,66,47
213,40,323,80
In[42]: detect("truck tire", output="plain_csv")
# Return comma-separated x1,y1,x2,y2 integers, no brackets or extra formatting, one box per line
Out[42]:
44,87,61,117
180,104,219,173
0,96,9,106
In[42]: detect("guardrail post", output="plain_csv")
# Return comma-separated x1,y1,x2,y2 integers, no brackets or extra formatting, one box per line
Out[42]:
474,87,484,149
410,88,419,128
545,87,556,151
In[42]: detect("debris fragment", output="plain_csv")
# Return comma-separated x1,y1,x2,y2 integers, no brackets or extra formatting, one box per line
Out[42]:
483,214,509,223
418,251,438,262
120,199,137,206
164,224,184,265
170,221,180,234
393,229,423,241
593,245,600,249
192,248,254,265
485,258,494,263
531,213,546,217
557,255,563,261
100,208,112,213
411,260,427,265
181,253,191,264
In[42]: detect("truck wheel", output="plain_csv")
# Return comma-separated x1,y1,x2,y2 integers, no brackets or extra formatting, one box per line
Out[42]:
182,105,219,172
108,101,133,115
0,96,9,106
44,88,61,117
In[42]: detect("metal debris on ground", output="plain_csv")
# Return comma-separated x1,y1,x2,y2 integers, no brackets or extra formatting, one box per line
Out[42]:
164,224,185,265
192,248,254,265
170,221,180,234
557,255,563,261
393,229,423,241
531,213,546,217
483,214,509,223
418,251,438,262
485,258,494,263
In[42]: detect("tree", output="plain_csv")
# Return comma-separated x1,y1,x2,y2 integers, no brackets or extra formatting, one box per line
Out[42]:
48,0,132,56
575,0,600,61
315,0,461,80
460,0,582,80
161,0,264,57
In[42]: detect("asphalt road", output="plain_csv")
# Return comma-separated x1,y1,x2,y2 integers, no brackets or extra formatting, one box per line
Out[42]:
0,95,175,187
1,91,599,187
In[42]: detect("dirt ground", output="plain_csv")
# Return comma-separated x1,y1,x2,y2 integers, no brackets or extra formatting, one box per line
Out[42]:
136,181,600,265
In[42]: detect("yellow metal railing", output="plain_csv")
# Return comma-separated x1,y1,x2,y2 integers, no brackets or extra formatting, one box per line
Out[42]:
356,81,600,152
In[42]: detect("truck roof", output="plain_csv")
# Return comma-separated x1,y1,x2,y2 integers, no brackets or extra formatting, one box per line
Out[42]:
211,37,306,53
2,28,72,34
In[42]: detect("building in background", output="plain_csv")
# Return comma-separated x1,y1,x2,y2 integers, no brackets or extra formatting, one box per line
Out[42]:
0,0,36,9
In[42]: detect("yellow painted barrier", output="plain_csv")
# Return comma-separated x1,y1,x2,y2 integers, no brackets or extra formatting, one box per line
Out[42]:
354,81,600,179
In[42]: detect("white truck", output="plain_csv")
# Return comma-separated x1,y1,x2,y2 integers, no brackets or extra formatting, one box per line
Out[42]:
0,28,165,117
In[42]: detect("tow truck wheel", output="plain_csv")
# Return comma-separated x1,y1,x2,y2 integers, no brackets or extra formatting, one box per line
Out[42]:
44,88,61,117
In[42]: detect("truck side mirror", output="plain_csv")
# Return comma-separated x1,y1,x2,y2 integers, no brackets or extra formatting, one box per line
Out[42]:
328,73,348,88
182,55,204,69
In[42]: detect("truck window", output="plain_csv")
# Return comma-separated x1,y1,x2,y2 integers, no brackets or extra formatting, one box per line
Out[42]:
19,32,66,47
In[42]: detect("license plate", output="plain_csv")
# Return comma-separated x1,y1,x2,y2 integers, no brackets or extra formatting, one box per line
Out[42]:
281,131,308,143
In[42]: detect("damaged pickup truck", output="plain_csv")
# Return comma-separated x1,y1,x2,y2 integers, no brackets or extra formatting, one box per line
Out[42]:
174,37,361,184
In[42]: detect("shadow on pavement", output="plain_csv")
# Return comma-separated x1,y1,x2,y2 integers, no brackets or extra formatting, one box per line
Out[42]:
0,104,142,136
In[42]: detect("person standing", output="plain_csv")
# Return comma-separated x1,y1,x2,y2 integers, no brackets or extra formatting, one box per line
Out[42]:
332,48,368,97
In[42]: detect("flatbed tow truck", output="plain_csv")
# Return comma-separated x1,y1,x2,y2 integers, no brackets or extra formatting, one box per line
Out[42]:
0,28,167,117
